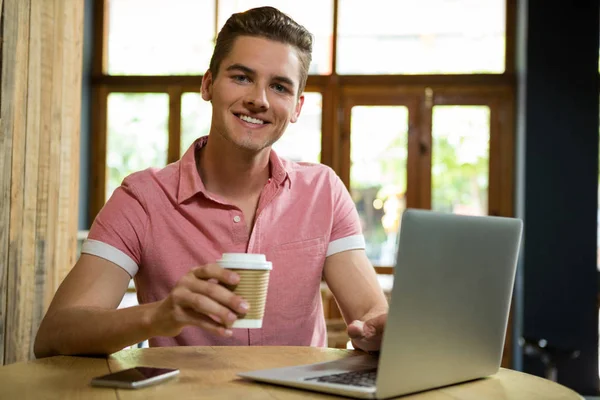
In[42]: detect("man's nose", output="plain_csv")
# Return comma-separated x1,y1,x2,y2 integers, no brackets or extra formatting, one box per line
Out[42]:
243,85,269,111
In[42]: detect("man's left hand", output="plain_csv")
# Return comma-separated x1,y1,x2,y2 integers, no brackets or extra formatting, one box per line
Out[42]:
347,313,387,353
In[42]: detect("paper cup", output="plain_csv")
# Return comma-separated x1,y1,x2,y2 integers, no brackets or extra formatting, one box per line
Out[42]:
217,253,272,329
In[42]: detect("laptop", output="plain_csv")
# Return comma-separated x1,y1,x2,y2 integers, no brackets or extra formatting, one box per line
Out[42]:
237,209,523,399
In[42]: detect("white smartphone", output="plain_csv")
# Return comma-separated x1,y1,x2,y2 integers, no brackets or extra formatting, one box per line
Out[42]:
90,366,180,389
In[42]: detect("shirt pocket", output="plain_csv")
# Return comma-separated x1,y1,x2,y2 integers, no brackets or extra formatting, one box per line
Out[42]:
266,236,327,324
274,236,327,253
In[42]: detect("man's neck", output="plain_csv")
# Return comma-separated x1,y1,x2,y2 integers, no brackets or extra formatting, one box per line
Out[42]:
197,134,271,201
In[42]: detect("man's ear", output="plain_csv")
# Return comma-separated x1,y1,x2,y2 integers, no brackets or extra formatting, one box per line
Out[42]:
290,93,305,123
201,70,213,101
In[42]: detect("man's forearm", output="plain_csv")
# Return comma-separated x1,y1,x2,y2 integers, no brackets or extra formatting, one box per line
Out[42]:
34,303,159,358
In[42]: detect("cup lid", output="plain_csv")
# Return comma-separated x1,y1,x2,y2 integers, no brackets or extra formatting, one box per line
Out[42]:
217,253,272,270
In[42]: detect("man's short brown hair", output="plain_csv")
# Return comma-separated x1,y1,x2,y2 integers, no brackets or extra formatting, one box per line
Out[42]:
209,6,313,95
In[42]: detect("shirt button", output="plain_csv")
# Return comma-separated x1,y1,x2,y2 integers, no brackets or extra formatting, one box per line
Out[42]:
233,215,241,223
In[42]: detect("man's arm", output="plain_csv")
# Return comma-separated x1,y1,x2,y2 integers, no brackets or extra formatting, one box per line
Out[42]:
34,254,247,358
323,249,388,351
34,254,155,357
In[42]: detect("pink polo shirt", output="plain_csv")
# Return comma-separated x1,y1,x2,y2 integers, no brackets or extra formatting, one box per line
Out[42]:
82,136,365,348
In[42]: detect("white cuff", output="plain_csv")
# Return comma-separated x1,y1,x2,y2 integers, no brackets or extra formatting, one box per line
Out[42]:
81,239,139,277
326,235,366,257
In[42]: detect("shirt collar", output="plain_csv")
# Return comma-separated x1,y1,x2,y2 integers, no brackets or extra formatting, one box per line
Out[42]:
177,136,291,204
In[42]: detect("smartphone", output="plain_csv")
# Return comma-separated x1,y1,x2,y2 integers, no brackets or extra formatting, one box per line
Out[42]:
91,366,180,389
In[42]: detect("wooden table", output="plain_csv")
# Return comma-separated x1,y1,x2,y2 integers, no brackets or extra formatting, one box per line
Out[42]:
0,346,583,399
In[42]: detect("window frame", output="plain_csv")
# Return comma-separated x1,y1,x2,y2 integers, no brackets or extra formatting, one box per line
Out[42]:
90,0,517,269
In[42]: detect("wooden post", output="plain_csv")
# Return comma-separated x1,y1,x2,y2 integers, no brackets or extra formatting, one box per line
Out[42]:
0,0,83,365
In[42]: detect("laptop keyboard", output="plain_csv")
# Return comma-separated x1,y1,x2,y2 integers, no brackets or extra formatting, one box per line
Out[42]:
305,368,377,388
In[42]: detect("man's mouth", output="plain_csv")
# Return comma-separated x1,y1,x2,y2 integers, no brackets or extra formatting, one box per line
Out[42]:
235,113,268,125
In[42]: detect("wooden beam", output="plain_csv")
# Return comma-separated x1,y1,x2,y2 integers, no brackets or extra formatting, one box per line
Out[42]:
321,0,340,170
331,0,338,75
89,86,108,223
32,0,54,359
88,0,109,222
1,0,83,364
406,97,423,209
0,0,5,364
0,0,14,365
500,95,515,218
374,267,394,275
22,0,45,362
54,0,83,304
339,74,515,88
90,73,513,90
92,0,107,75
320,76,337,169
2,0,31,366
168,87,182,163
91,74,203,88
505,0,517,75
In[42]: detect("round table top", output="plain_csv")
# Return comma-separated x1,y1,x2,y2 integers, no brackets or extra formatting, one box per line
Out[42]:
0,346,583,399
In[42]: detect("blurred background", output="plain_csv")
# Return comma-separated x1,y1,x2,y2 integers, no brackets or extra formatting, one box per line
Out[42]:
0,0,598,397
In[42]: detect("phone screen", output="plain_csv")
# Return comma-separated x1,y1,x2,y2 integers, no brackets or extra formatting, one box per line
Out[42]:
91,367,179,388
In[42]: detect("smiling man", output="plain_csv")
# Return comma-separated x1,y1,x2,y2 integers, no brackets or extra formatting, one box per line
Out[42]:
34,7,388,358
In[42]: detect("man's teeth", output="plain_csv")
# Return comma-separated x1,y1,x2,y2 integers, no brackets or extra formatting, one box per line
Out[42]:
239,115,265,125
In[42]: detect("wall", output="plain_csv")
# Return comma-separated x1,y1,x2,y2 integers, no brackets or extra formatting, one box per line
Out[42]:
515,0,600,394
0,0,84,364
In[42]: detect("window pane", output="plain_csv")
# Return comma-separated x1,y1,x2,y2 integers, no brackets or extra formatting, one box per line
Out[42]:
107,0,215,75
350,106,408,266
272,93,322,162
106,93,169,201
218,1,333,74
431,106,490,216
338,0,505,74
181,93,213,155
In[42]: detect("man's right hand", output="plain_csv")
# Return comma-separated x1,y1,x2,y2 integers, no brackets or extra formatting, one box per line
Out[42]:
150,264,249,338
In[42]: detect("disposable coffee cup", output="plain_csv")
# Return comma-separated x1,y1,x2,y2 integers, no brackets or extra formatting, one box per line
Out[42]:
217,253,272,329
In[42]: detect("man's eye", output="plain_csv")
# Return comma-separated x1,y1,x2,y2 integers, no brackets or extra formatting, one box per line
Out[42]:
233,75,250,83
272,84,287,93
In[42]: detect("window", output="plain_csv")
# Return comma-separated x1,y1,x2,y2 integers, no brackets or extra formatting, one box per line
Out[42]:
337,0,506,74
272,92,323,162
431,106,490,216
106,93,169,201
180,93,212,154
107,0,215,75
91,0,516,275
350,106,409,266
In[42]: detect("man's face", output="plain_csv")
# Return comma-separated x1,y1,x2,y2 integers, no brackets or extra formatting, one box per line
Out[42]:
201,36,305,153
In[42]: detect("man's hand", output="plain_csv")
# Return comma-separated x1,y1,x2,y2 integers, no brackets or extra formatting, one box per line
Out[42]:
347,313,387,352
149,264,249,338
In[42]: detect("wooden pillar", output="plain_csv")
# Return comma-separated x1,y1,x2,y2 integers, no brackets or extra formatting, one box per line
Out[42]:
0,0,84,365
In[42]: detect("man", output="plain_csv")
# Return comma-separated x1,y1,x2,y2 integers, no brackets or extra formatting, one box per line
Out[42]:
34,6,388,358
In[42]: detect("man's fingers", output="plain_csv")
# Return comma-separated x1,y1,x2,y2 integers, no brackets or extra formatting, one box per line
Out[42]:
183,274,249,316
346,316,386,353
173,288,238,327
192,264,239,286
177,307,233,337
347,320,365,338
364,314,387,335
348,315,386,339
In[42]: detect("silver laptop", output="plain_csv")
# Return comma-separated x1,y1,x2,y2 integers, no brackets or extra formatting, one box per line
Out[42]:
238,209,523,399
